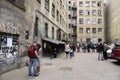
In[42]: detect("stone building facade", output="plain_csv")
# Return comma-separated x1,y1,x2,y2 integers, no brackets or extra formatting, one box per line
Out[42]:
105,0,120,43
0,0,71,74
72,0,105,44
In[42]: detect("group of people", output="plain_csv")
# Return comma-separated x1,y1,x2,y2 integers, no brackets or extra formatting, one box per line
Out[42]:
27,41,42,77
97,42,108,60
65,42,76,59
27,41,108,77
78,42,96,53
77,42,108,60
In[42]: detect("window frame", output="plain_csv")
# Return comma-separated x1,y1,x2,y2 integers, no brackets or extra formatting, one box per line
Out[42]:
92,28,96,34
45,0,49,11
79,18,83,24
79,28,83,34
79,1,83,7
86,28,90,34
52,3,55,17
79,10,83,16
86,1,90,7
86,19,90,24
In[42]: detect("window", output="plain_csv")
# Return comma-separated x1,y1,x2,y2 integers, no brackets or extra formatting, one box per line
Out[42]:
97,1,101,7
79,1,83,7
52,27,54,39
69,1,71,4
86,19,90,24
73,20,77,26
92,18,96,24
73,11,76,16
34,16,38,37
73,28,76,34
10,0,25,10
69,14,71,19
57,29,61,40
69,23,71,28
37,0,41,3
45,0,49,11
73,2,76,7
86,28,90,33
60,0,62,9
52,3,55,17
79,18,83,24
56,10,59,21
79,28,83,33
92,28,96,34
92,10,96,16
60,15,62,24
92,1,96,7
45,23,48,38
25,31,29,40
98,38,102,42
98,28,102,33
86,10,90,15
69,6,71,10
98,10,102,16
79,10,83,15
98,19,102,24
86,38,90,42
86,1,90,7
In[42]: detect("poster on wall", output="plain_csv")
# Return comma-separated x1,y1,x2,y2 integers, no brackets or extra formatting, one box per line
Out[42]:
1,36,7,44
7,38,12,47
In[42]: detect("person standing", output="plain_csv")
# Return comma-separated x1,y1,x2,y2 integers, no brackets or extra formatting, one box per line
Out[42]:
28,41,39,77
103,42,108,60
36,43,42,74
77,42,80,52
97,43,104,60
87,43,91,53
69,42,76,59
65,42,70,58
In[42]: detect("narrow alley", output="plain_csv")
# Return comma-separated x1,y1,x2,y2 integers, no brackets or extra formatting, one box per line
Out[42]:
0,52,120,80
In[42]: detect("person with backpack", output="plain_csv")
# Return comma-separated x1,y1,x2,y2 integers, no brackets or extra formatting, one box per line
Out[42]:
28,41,39,77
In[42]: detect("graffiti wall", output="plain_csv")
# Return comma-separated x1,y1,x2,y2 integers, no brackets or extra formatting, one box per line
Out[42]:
0,21,19,65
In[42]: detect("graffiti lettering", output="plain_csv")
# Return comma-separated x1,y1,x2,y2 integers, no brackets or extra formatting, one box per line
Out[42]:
0,22,19,34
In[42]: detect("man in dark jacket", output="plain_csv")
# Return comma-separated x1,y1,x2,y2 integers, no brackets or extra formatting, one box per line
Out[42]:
97,43,104,60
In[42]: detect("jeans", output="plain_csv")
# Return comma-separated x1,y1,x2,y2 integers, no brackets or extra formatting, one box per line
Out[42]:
98,52,104,60
28,58,38,76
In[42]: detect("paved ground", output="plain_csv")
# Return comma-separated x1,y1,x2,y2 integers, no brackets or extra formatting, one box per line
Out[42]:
0,52,120,80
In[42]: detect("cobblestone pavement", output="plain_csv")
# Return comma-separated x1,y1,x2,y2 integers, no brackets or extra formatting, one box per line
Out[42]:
0,52,120,80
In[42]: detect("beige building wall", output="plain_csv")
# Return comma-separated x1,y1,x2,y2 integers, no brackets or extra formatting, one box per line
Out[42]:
105,0,120,43
25,0,69,42
76,0,105,43
66,0,74,41
0,0,70,74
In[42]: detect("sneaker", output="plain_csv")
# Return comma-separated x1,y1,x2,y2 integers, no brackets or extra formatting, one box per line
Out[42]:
34,74,39,77
29,74,32,76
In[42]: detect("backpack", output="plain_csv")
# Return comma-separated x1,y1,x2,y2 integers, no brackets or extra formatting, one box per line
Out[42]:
28,45,36,58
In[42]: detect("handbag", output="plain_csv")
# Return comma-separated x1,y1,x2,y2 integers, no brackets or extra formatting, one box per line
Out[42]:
25,60,29,66
37,66,40,74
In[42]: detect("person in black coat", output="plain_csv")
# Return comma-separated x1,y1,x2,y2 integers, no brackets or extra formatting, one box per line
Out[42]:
97,43,104,60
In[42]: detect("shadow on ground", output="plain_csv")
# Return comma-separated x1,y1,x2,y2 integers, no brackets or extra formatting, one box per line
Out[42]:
111,61,120,66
